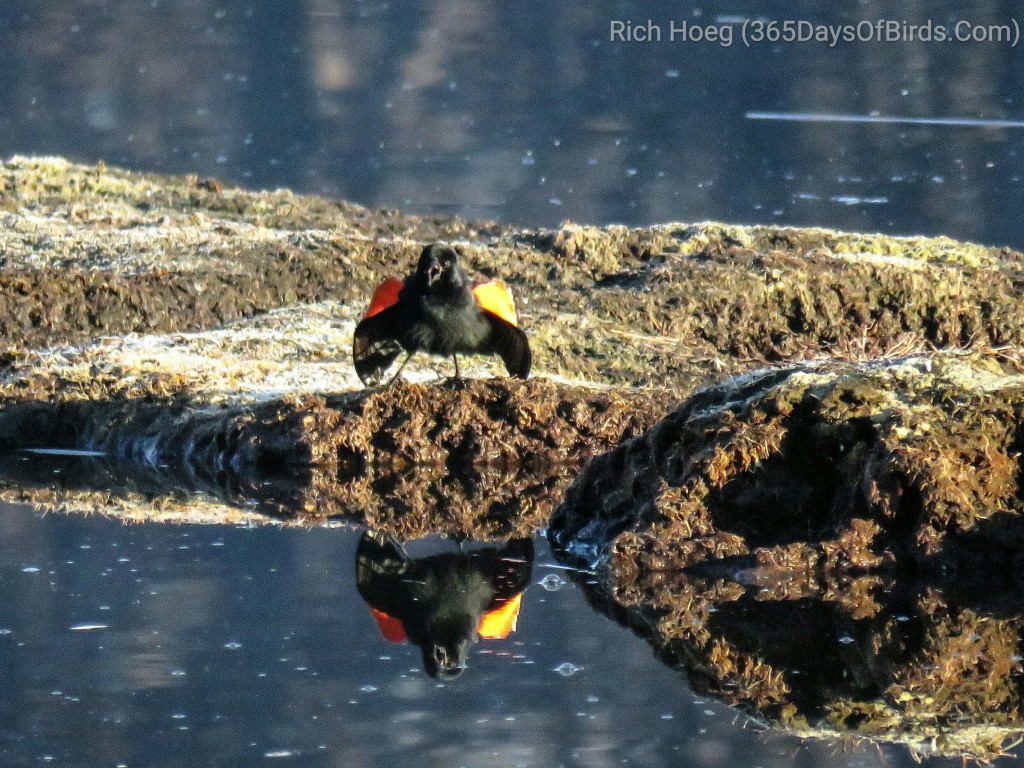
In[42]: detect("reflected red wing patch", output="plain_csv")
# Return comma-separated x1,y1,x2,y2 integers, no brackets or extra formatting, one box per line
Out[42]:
370,607,407,643
472,280,518,327
363,278,404,320
477,592,523,640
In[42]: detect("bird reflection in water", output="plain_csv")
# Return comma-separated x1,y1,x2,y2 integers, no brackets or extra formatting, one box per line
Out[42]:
356,530,534,680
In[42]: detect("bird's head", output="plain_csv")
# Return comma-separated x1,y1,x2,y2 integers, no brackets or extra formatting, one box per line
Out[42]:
415,243,464,290
421,612,478,681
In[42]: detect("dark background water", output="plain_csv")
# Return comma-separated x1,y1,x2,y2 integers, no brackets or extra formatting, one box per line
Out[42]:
0,1,1022,246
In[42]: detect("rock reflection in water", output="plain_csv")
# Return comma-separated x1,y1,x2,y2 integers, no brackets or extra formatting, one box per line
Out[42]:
356,531,534,680
562,559,1024,761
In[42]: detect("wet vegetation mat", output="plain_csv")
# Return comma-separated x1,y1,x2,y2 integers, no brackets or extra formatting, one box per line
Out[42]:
4,155,1024,393
0,380,661,537
5,156,1024,759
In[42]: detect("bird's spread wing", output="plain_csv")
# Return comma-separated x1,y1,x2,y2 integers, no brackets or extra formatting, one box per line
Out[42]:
482,310,531,379
353,304,404,386
473,279,530,378
353,278,407,386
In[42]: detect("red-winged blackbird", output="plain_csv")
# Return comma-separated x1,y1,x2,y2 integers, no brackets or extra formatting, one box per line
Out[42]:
356,531,534,680
352,243,531,386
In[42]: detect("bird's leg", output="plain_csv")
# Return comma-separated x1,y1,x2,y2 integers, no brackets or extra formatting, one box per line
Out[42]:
444,354,468,390
386,352,415,387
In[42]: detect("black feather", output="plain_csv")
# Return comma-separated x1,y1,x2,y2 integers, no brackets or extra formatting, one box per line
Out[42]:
483,311,531,378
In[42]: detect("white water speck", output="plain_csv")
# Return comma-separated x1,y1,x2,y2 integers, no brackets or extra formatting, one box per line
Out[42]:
264,750,294,758
70,624,108,631
21,566,39,573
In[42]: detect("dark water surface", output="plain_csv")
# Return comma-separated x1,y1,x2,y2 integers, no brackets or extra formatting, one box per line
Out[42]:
0,502,916,768
1,1,1023,245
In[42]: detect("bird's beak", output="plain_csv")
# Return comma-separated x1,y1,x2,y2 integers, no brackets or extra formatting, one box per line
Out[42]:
426,258,441,285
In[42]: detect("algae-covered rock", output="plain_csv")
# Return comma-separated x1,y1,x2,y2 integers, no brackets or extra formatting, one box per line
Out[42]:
550,352,1024,576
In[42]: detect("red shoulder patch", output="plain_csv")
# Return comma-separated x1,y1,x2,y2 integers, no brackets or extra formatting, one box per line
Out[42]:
363,278,404,320
369,607,407,643
472,280,518,327
477,592,523,640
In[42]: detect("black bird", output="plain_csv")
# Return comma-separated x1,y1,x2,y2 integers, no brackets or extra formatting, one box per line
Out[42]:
356,531,534,680
352,243,531,386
